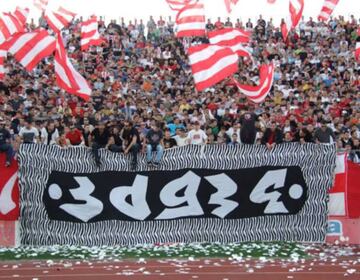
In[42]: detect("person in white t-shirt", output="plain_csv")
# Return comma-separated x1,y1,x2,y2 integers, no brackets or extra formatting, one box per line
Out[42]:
187,121,208,145
41,121,59,145
173,128,189,147
18,119,40,144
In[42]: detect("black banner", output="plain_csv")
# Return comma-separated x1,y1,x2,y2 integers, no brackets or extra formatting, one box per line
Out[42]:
44,167,307,223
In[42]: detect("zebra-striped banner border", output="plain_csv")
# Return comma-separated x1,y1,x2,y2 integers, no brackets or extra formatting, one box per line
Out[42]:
18,143,336,246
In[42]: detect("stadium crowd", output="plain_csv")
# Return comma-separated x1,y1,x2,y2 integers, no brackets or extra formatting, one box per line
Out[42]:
0,14,359,168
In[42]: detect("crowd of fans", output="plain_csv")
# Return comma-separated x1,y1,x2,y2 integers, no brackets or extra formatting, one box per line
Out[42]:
0,14,359,168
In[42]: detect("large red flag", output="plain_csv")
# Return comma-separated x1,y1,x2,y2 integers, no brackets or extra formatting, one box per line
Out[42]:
0,154,19,221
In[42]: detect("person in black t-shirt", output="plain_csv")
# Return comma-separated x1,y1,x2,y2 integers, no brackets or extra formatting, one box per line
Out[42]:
239,108,258,144
107,126,123,153
90,122,110,166
163,129,177,149
121,120,141,170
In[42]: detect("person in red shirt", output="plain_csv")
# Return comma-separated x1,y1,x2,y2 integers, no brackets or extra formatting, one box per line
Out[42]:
65,124,84,146
215,17,224,29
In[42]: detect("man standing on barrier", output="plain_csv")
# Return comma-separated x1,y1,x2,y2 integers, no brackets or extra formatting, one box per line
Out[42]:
121,120,141,170
90,122,110,167
239,107,258,144
144,122,164,166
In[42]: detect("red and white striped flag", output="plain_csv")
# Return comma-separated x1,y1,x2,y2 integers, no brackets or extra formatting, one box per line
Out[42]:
81,17,104,51
166,0,197,11
224,0,239,13
175,2,206,37
33,0,48,12
3,30,56,72
45,6,76,34
329,153,348,216
318,0,339,22
0,48,6,79
188,44,238,91
14,7,29,25
208,28,252,58
55,35,91,101
281,0,304,40
0,12,26,44
232,63,274,103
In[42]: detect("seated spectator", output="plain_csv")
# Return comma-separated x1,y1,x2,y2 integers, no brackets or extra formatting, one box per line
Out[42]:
90,122,111,166
261,121,283,150
121,120,141,170
163,129,177,149
188,121,208,145
18,119,40,144
0,118,13,167
145,122,164,166
107,126,123,153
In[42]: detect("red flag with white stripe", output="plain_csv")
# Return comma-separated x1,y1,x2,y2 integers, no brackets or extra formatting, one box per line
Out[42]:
224,0,239,13
45,6,76,34
281,0,304,40
188,44,238,91
14,7,29,26
232,63,274,103
0,12,25,44
33,0,48,12
81,17,104,51
329,153,348,216
166,0,197,11
208,28,252,58
318,0,339,22
175,2,206,38
55,35,92,101
0,154,19,221
3,30,56,72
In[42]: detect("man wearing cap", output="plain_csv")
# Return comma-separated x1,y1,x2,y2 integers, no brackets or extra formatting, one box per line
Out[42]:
0,118,13,167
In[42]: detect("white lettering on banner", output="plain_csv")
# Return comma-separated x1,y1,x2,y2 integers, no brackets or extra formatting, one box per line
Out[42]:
205,173,239,218
109,175,151,220
46,168,305,221
250,169,290,214
156,171,204,220
0,172,17,215
50,177,103,222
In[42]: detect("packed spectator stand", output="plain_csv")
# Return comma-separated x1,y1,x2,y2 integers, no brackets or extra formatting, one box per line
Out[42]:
0,14,359,168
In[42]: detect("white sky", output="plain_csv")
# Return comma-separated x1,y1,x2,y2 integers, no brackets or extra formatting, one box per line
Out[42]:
0,0,359,25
